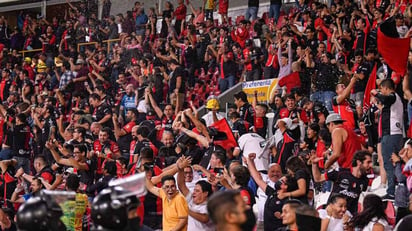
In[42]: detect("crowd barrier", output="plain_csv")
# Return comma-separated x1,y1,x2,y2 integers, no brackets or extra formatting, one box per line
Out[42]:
18,38,122,58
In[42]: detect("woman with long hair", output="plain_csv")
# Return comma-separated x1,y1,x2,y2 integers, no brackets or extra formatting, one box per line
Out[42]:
277,156,311,204
347,194,391,231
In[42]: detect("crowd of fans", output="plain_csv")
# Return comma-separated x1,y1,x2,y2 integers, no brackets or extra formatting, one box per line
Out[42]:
0,0,412,230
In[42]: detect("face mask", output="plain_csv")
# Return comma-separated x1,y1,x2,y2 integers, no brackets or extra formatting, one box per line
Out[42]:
199,30,203,34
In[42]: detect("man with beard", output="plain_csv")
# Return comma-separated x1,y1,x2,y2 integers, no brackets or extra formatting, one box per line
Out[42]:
90,122,102,140
207,190,247,231
92,127,120,179
89,93,113,129
113,108,138,159
129,125,139,164
119,84,136,118
311,150,372,215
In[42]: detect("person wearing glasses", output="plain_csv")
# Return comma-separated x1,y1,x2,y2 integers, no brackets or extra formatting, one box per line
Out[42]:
146,174,189,231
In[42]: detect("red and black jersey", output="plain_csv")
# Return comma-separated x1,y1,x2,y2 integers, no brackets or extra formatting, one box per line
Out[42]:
93,140,119,175
117,121,136,155
35,166,55,184
0,166,17,203
325,168,368,215
274,130,297,174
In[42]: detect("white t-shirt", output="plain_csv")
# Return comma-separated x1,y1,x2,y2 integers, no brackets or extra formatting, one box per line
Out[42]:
186,192,215,231
318,209,352,231
359,217,392,231
238,133,269,171
201,111,225,127
257,174,275,221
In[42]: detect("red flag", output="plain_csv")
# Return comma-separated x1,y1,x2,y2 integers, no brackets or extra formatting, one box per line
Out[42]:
209,118,238,150
363,63,377,111
377,17,410,76
278,72,301,94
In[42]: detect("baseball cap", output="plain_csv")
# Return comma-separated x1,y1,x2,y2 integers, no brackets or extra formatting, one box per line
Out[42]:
325,113,345,125
24,57,31,63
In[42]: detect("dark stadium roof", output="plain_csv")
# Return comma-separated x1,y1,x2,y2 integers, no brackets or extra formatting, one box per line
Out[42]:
0,0,42,8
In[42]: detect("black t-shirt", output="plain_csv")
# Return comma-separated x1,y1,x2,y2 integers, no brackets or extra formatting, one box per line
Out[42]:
117,133,132,154
326,168,369,215
265,186,284,231
239,103,255,126
354,61,373,93
12,124,31,157
108,23,119,39
40,116,56,146
169,66,186,94
92,103,112,128
232,119,249,137
255,116,268,138
132,139,152,155
286,169,310,204
78,160,95,189
248,0,259,7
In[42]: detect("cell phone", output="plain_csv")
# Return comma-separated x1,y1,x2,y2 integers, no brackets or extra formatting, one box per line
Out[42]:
214,168,224,174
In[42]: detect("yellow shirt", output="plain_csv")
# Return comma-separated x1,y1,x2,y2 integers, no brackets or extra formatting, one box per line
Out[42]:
159,189,189,231
205,0,215,10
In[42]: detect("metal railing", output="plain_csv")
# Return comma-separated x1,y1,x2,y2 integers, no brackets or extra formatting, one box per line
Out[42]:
18,38,122,58
18,48,43,58
77,38,121,53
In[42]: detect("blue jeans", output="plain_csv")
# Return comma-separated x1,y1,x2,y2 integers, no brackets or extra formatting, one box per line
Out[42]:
0,148,12,160
310,91,336,112
407,103,412,125
219,75,235,92
269,4,281,23
14,156,31,174
205,9,214,20
245,7,258,21
381,134,403,196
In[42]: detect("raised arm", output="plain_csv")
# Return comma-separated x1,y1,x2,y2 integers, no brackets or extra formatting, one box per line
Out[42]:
403,72,412,101
311,154,326,182
177,166,190,196
145,176,160,197
244,154,268,192
335,76,357,104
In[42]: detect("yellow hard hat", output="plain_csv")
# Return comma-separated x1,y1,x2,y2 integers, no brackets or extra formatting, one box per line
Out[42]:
24,57,31,63
206,98,220,110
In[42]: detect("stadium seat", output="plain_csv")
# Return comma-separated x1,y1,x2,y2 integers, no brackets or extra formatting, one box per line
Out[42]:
385,201,396,226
